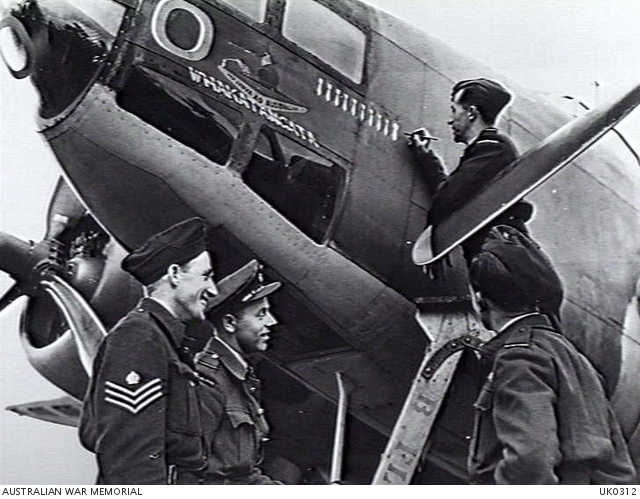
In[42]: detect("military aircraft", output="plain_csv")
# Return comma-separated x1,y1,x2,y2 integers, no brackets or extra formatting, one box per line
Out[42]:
1,0,639,484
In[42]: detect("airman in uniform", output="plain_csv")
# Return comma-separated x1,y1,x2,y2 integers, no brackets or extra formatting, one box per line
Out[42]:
408,78,533,262
79,217,218,484
467,226,636,484
176,260,284,485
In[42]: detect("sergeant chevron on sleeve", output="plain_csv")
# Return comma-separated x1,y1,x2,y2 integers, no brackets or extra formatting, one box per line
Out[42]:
79,218,219,485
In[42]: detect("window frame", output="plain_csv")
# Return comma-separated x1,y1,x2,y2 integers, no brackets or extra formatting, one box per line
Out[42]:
242,126,349,245
280,0,367,85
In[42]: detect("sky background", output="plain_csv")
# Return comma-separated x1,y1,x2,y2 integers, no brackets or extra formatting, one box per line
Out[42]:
1,0,640,485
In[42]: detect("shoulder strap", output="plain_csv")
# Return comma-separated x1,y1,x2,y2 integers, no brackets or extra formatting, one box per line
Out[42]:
422,333,484,380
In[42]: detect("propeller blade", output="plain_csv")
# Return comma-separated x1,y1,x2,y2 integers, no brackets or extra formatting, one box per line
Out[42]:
0,231,57,285
40,274,107,375
0,232,37,281
413,83,640,265
0,283,24,313
45,177,86,241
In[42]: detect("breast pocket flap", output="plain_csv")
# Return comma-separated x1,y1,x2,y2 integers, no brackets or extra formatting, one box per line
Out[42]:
226,409,255,429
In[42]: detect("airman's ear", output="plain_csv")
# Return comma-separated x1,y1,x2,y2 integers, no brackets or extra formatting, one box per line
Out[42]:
167,263,181,288
467,105,478,121
222,313,237,334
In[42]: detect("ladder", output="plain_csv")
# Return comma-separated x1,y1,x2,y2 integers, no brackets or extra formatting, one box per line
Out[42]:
371,309,488,484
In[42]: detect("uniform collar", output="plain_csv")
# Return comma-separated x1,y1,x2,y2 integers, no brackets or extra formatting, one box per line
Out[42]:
467,126,498,148
497,312,539,334
140,297,187,348
480,312,552,362
205,336,250,381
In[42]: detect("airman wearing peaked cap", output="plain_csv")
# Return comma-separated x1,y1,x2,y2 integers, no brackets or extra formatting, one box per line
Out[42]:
80,217,219,484
177,260,287,485
206,259,282,318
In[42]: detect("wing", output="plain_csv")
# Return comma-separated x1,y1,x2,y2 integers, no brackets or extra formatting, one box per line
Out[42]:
413,83,640,265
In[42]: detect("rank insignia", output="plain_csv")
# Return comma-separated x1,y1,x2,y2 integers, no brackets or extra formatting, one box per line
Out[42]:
125,371,141,385
104,378,163,414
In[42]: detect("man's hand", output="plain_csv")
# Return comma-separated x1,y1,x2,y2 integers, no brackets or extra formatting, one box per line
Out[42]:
406,127,438,153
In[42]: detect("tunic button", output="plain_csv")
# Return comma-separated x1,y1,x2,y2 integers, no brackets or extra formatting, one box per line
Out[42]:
249,387,257,392
212,354,219,359
257,408,265,415
137,308,144,312
465,435,472,441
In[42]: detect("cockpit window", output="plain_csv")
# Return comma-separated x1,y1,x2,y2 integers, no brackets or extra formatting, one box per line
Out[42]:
216,0,267,23
243,129,344,243
282,0,365,84
118,67,242,166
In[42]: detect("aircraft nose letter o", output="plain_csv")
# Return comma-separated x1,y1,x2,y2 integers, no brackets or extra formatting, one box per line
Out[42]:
0,17,35,79
151,0,214,62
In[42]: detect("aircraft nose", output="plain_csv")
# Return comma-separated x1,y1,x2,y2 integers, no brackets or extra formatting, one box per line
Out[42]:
0,0,125,119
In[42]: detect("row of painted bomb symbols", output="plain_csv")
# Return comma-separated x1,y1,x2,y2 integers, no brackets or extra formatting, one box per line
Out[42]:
315,78,401,141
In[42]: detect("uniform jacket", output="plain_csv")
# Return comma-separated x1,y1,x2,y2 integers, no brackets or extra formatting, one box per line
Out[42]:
469,313,636,485
79,298,208,484
177,337,279,485
413,127,519,225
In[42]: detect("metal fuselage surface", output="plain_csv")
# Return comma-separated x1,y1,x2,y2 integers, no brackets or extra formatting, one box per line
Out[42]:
4,0,640,482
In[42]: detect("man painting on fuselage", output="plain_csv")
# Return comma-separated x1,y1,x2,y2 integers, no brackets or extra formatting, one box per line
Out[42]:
408,78,533,263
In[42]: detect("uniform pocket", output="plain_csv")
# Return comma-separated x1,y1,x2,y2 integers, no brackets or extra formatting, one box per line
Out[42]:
225,408,259,471
227,409,255,429
164,360,207,470
470,379,495,464
166,360,202,436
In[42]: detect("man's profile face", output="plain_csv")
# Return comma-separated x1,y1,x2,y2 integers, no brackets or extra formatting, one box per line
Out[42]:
173,251,217,322
234,297,278,354
448,91,472,144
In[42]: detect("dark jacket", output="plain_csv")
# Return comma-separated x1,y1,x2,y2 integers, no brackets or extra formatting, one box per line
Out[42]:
177,337,280,485
413,127,531,259
79,298,208,484
469,314,636,484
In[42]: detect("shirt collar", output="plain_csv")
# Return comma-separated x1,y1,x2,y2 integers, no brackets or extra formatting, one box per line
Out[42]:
480,312,551,363
206,336,250,381
147,296,177,318
497,312,539,334
467,126,497,148
140,296,187,348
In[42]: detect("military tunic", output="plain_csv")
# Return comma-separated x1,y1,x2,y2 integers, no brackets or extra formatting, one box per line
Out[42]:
469,314,636,484
413,127,531,260
79,298,208,484
177,337,280,485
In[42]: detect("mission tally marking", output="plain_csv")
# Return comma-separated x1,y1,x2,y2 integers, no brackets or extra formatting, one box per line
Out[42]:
315,77,401,141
